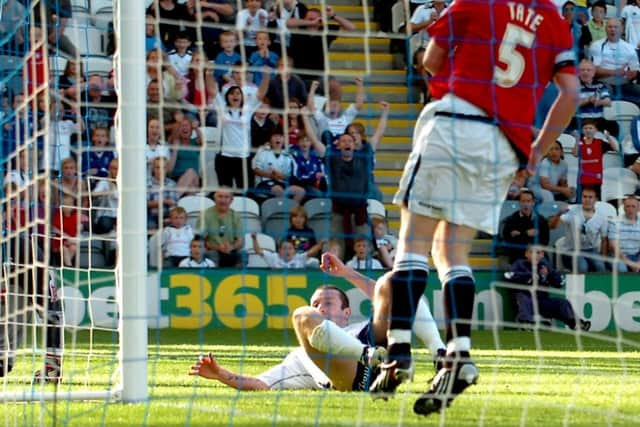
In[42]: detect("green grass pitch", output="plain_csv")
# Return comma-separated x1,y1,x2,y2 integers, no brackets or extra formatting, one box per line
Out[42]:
2,329,639,426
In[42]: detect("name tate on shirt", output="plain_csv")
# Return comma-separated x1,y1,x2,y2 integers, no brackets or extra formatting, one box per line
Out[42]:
508,2,544,32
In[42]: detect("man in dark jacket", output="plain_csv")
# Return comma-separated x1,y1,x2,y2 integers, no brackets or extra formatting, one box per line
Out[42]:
505,246,590,331
501,189,550,263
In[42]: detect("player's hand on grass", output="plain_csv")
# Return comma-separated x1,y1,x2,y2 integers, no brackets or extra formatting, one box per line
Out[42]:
189,353,222,380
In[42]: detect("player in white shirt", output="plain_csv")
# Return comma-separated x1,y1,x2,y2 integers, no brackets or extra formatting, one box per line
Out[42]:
308,78,364,144
189,252,446,391
178,236,217,268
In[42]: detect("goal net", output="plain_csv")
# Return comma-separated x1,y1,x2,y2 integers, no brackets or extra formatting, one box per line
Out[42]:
1,0,640,425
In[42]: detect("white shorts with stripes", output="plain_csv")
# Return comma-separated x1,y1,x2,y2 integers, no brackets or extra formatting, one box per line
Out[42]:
393,94,520,235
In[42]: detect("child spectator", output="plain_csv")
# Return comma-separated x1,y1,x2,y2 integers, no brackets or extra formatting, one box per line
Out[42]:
221,64,259,103
308,78,364,146
51,194,81,267
251,233,323,268
530,140,574,202
145,14,164,53
183,50,217,126
372,218,396,269
283,98,303,146
81,127,117,183
168,31,193,78
46,100,84,174
572,119,618,198
91,158,119,234
54,157,89,209
327,238,343,260
286,206,319,265
236,0,268,56
346,237,384,270
579,2,606,55
289,108,327,197
252,126,305,201
147,157,179,230
504,245,591,330
248,31,279,85
162,206,194,267
179,235,217,268
214,32,241,87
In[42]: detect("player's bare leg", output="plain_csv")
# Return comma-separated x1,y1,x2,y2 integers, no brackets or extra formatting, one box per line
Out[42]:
292,306,385,391
369,209,437,397
413,221,479,416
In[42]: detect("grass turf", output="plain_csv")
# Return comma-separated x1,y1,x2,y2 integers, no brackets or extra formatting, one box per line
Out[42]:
1,329,639,427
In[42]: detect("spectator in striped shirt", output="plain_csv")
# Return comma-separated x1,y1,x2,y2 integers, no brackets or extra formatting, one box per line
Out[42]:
179,236,217,268
608,194,640,272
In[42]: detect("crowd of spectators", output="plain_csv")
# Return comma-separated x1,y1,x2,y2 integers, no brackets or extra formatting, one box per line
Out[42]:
0,0,638,287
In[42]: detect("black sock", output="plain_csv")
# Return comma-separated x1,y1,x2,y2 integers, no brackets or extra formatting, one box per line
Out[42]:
389,269,428,331
443,276,475,342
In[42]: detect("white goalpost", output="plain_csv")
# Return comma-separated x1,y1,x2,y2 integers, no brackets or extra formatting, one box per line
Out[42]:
0,0,148,403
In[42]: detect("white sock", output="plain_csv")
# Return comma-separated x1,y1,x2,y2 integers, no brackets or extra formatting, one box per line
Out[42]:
387,329,412,346
447,337,471,354
309,320,365,359
413,297,446,355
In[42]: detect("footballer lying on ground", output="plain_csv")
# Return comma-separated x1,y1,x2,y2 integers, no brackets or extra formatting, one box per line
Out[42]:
188,252,445,391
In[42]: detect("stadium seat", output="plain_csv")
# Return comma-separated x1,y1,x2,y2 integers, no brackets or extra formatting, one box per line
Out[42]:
148,231,161,269
71,10,92,26
91,0,114,15
556,133,576,152
565,153,579,190
231,196,262,234
602,152,623,170
499,200,520,223
49,56,68,78
536,201,568,219
65,26,105,55
367,199,386,220
304,198,332,240
601,167,638,203
604,101,640,141
84,55,113,77
178,195,214,228
93,10,114,31
595,201,618,220
605,4,617,18
261,197,298,242
391,1,405,32
77,238,106,268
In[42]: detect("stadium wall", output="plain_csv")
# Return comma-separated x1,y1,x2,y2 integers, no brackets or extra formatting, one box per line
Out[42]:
59,270,640,332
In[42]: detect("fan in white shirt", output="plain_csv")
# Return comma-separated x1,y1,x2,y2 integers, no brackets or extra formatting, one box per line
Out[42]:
308,77,364,144
345,238,384,270
251,233,324,269
179,237,217,268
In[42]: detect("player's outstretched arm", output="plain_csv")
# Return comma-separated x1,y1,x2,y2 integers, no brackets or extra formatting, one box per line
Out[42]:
527,71,580,176
320,252,375,298
189,353,269,390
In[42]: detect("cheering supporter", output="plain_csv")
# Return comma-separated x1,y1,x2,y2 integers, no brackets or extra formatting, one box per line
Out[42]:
589,18,640,103
248,31,279,85
235,0,268,56
91,159,119,234
53,157,89,209
345,101,390,202
167,117,203,196
289,108,327,198
213,68,271,190
81,126,116,185
183,49,217,126
146,49,185,104
213,32,242,87
346,236,384,270
252,126,305,202
549,186,608,273
572,119,618,199
251,232,324,269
